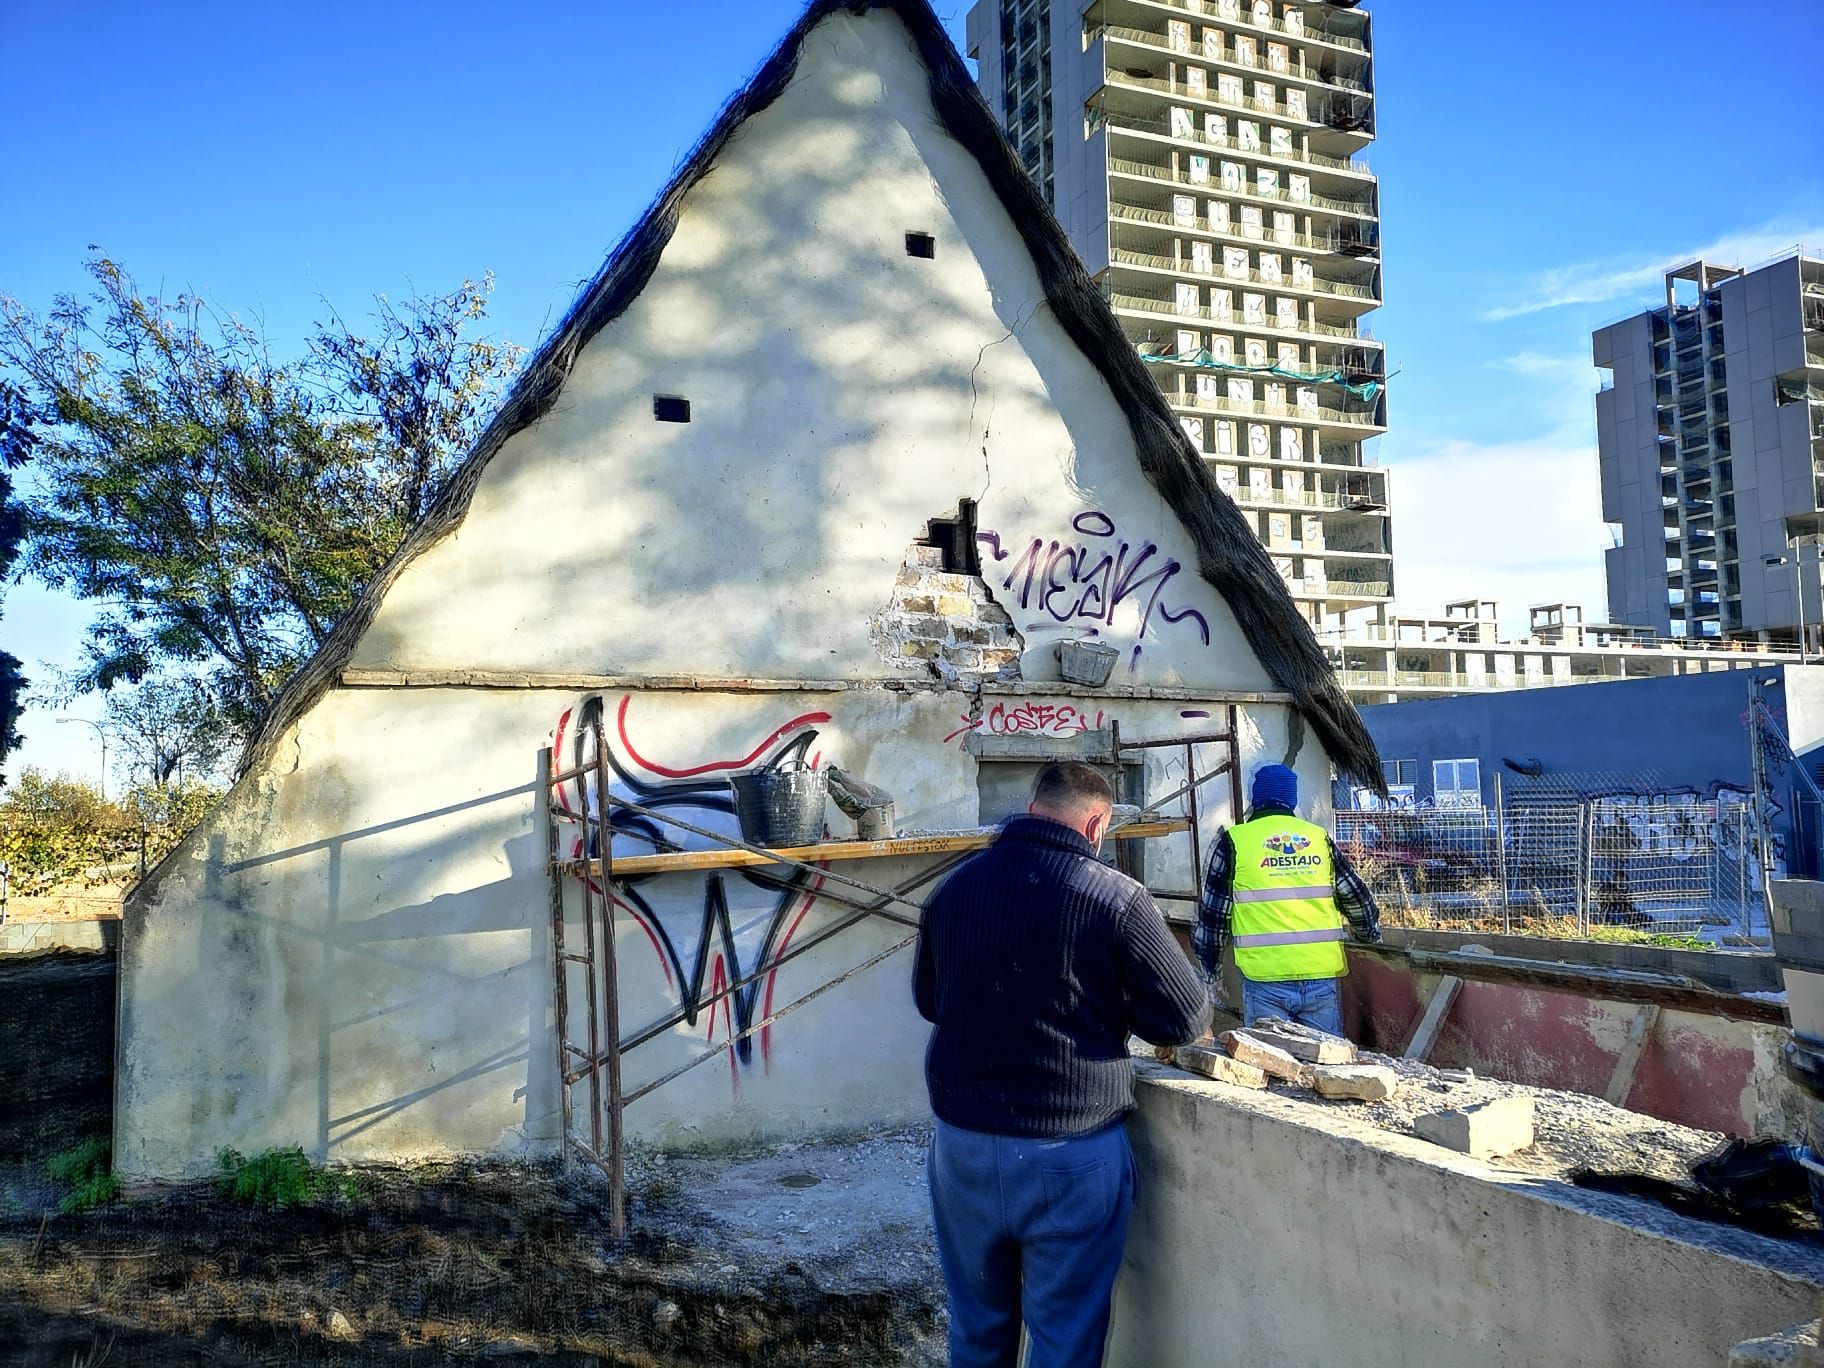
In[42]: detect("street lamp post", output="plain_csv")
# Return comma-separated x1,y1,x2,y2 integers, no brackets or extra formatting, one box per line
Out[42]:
55,717,109,801
1763,545,1818,664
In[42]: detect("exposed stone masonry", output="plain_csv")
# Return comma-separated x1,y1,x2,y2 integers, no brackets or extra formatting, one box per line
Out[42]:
871,545,1023,682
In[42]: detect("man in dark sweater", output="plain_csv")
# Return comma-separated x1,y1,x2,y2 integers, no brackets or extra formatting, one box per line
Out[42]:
913,761,1208,1368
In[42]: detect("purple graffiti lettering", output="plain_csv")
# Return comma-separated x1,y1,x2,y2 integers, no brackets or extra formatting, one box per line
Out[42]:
1072,510,1117,538
992,517,1210,645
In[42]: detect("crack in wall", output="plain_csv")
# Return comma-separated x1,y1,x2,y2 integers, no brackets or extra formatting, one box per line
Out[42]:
967,300,1044,505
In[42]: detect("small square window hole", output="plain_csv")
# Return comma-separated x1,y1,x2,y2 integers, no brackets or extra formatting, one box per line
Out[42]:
653,395,691,423
905,231,936,259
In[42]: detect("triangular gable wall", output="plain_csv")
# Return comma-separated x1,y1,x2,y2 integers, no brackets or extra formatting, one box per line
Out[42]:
243,0,1380,789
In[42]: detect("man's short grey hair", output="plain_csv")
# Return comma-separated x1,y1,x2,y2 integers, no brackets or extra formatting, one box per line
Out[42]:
1032,761,1115,813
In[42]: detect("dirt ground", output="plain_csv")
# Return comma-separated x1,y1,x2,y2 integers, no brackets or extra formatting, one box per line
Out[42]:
0,1133,944,1367
0,952,114,1160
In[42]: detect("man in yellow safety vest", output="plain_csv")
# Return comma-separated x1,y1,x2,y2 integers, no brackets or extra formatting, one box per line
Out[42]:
1193,763,1381,1034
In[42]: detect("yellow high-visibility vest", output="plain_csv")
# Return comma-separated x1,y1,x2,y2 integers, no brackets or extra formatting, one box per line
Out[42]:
1228,814,1347,982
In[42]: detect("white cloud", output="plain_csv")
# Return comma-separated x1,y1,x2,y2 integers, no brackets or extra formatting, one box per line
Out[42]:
1387,432,1609,636
1481,218,1823,322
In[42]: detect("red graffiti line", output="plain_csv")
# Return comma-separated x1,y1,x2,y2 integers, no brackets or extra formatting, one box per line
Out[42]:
942,715,985,745
615,695,832,778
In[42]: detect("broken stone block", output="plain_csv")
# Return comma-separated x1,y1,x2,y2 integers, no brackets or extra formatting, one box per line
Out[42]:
906,545,945,568
935,592,975,616
1309,1063,1398,1102
1220,1029,1309,1084
1246,1021,1355,1065
898,593,937,614
1414,1094,1535,1159
1175,1045,1269,1089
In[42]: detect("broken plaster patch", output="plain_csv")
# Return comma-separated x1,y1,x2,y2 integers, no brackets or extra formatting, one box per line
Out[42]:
869,540,1023,683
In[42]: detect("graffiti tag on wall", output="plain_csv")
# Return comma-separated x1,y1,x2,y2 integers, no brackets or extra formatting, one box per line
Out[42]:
941,700,1106,749
976,510,1210,652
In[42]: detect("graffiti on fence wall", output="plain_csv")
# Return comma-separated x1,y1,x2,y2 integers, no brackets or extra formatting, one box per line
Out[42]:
552,695,835,1082
940,700,1106,749
976,510,1210,667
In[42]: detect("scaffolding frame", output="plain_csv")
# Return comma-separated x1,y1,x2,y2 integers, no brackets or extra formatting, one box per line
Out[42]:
541,711,1234,1236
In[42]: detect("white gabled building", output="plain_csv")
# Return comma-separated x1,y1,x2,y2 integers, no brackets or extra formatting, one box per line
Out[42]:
116,0,1380,1179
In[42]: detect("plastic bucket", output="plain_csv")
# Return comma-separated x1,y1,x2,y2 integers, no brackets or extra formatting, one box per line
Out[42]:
730,764,828,849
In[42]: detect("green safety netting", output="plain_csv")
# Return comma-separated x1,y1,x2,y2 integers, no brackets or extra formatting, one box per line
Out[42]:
1138,348,1387,403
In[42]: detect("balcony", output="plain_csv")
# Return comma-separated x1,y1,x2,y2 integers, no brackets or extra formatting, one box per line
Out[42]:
1106,199,1379,260
1105,0,1371,55
1100,22,1372,95
1103,110,1373,179
1098,65,1371,145
1108,245,1379,306
1167,389,1387,435
1108,289,1374,341
1223,483,1387,513
1106,155,1376,217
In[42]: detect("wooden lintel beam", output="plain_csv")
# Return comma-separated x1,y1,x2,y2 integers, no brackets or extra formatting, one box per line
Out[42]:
337,668,1295,707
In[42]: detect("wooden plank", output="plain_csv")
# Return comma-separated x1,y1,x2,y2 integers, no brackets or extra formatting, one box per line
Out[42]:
337,668,1295,706
1603,1003,1660,1107
1402,975,1462,1062
582,819,1189,877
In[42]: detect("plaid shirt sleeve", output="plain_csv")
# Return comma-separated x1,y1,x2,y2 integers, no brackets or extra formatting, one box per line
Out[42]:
1328,836,1382,944
1192,829,1236,982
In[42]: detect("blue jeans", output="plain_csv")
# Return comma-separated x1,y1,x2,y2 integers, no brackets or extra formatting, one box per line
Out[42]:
1241,976,1343,1034
927,1119,1136,1368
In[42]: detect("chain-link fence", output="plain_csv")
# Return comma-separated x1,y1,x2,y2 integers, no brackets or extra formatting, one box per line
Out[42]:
1336,772,1764,941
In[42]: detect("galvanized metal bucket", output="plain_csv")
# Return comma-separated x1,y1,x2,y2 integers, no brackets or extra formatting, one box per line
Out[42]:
730,763,828,849
1056,638,1119,687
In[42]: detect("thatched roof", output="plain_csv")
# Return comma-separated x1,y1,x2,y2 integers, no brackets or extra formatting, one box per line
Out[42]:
244,0,1382,790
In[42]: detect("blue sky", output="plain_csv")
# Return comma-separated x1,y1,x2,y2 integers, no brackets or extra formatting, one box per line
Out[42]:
2,0,1820,783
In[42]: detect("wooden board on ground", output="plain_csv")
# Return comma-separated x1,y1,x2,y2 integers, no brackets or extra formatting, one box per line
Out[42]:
1403,975,1463,1062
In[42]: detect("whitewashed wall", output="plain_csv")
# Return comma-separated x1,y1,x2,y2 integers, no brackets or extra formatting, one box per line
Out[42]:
116,9,1337,1178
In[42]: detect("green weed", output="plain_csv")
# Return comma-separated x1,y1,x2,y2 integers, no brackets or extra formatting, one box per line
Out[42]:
216,1145,355,1207
45,1136,119,1213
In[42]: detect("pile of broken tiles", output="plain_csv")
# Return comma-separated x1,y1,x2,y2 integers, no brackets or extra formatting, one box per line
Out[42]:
1168,1020,1539,1160
1172,1018,1399,1102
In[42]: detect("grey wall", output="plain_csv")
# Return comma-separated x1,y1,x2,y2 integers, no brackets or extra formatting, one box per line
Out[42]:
1109,1067,1824,1368
1594,312,1671,633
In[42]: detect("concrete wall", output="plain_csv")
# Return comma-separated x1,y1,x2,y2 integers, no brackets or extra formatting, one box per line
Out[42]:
1343,947,1803,1140
1110,1066,1824,1368
116,9,1336,1178
1594,311,1669,633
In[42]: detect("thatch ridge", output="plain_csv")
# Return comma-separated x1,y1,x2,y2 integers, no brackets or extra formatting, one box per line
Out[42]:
241,0,1382,790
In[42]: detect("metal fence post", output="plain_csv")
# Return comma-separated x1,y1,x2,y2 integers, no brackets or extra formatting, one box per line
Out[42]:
1576,801,1590,937
1494,772,1510,934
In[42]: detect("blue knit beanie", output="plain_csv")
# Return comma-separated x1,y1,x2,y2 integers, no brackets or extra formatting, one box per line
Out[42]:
1251,763,1299,811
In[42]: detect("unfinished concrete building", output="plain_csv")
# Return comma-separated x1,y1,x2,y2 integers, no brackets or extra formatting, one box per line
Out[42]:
966,0,1393,637
1597,252,1824,646
1328,596,1804,702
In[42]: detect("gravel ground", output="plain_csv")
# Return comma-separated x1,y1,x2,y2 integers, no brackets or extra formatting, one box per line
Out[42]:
1298,1050,1727,1184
